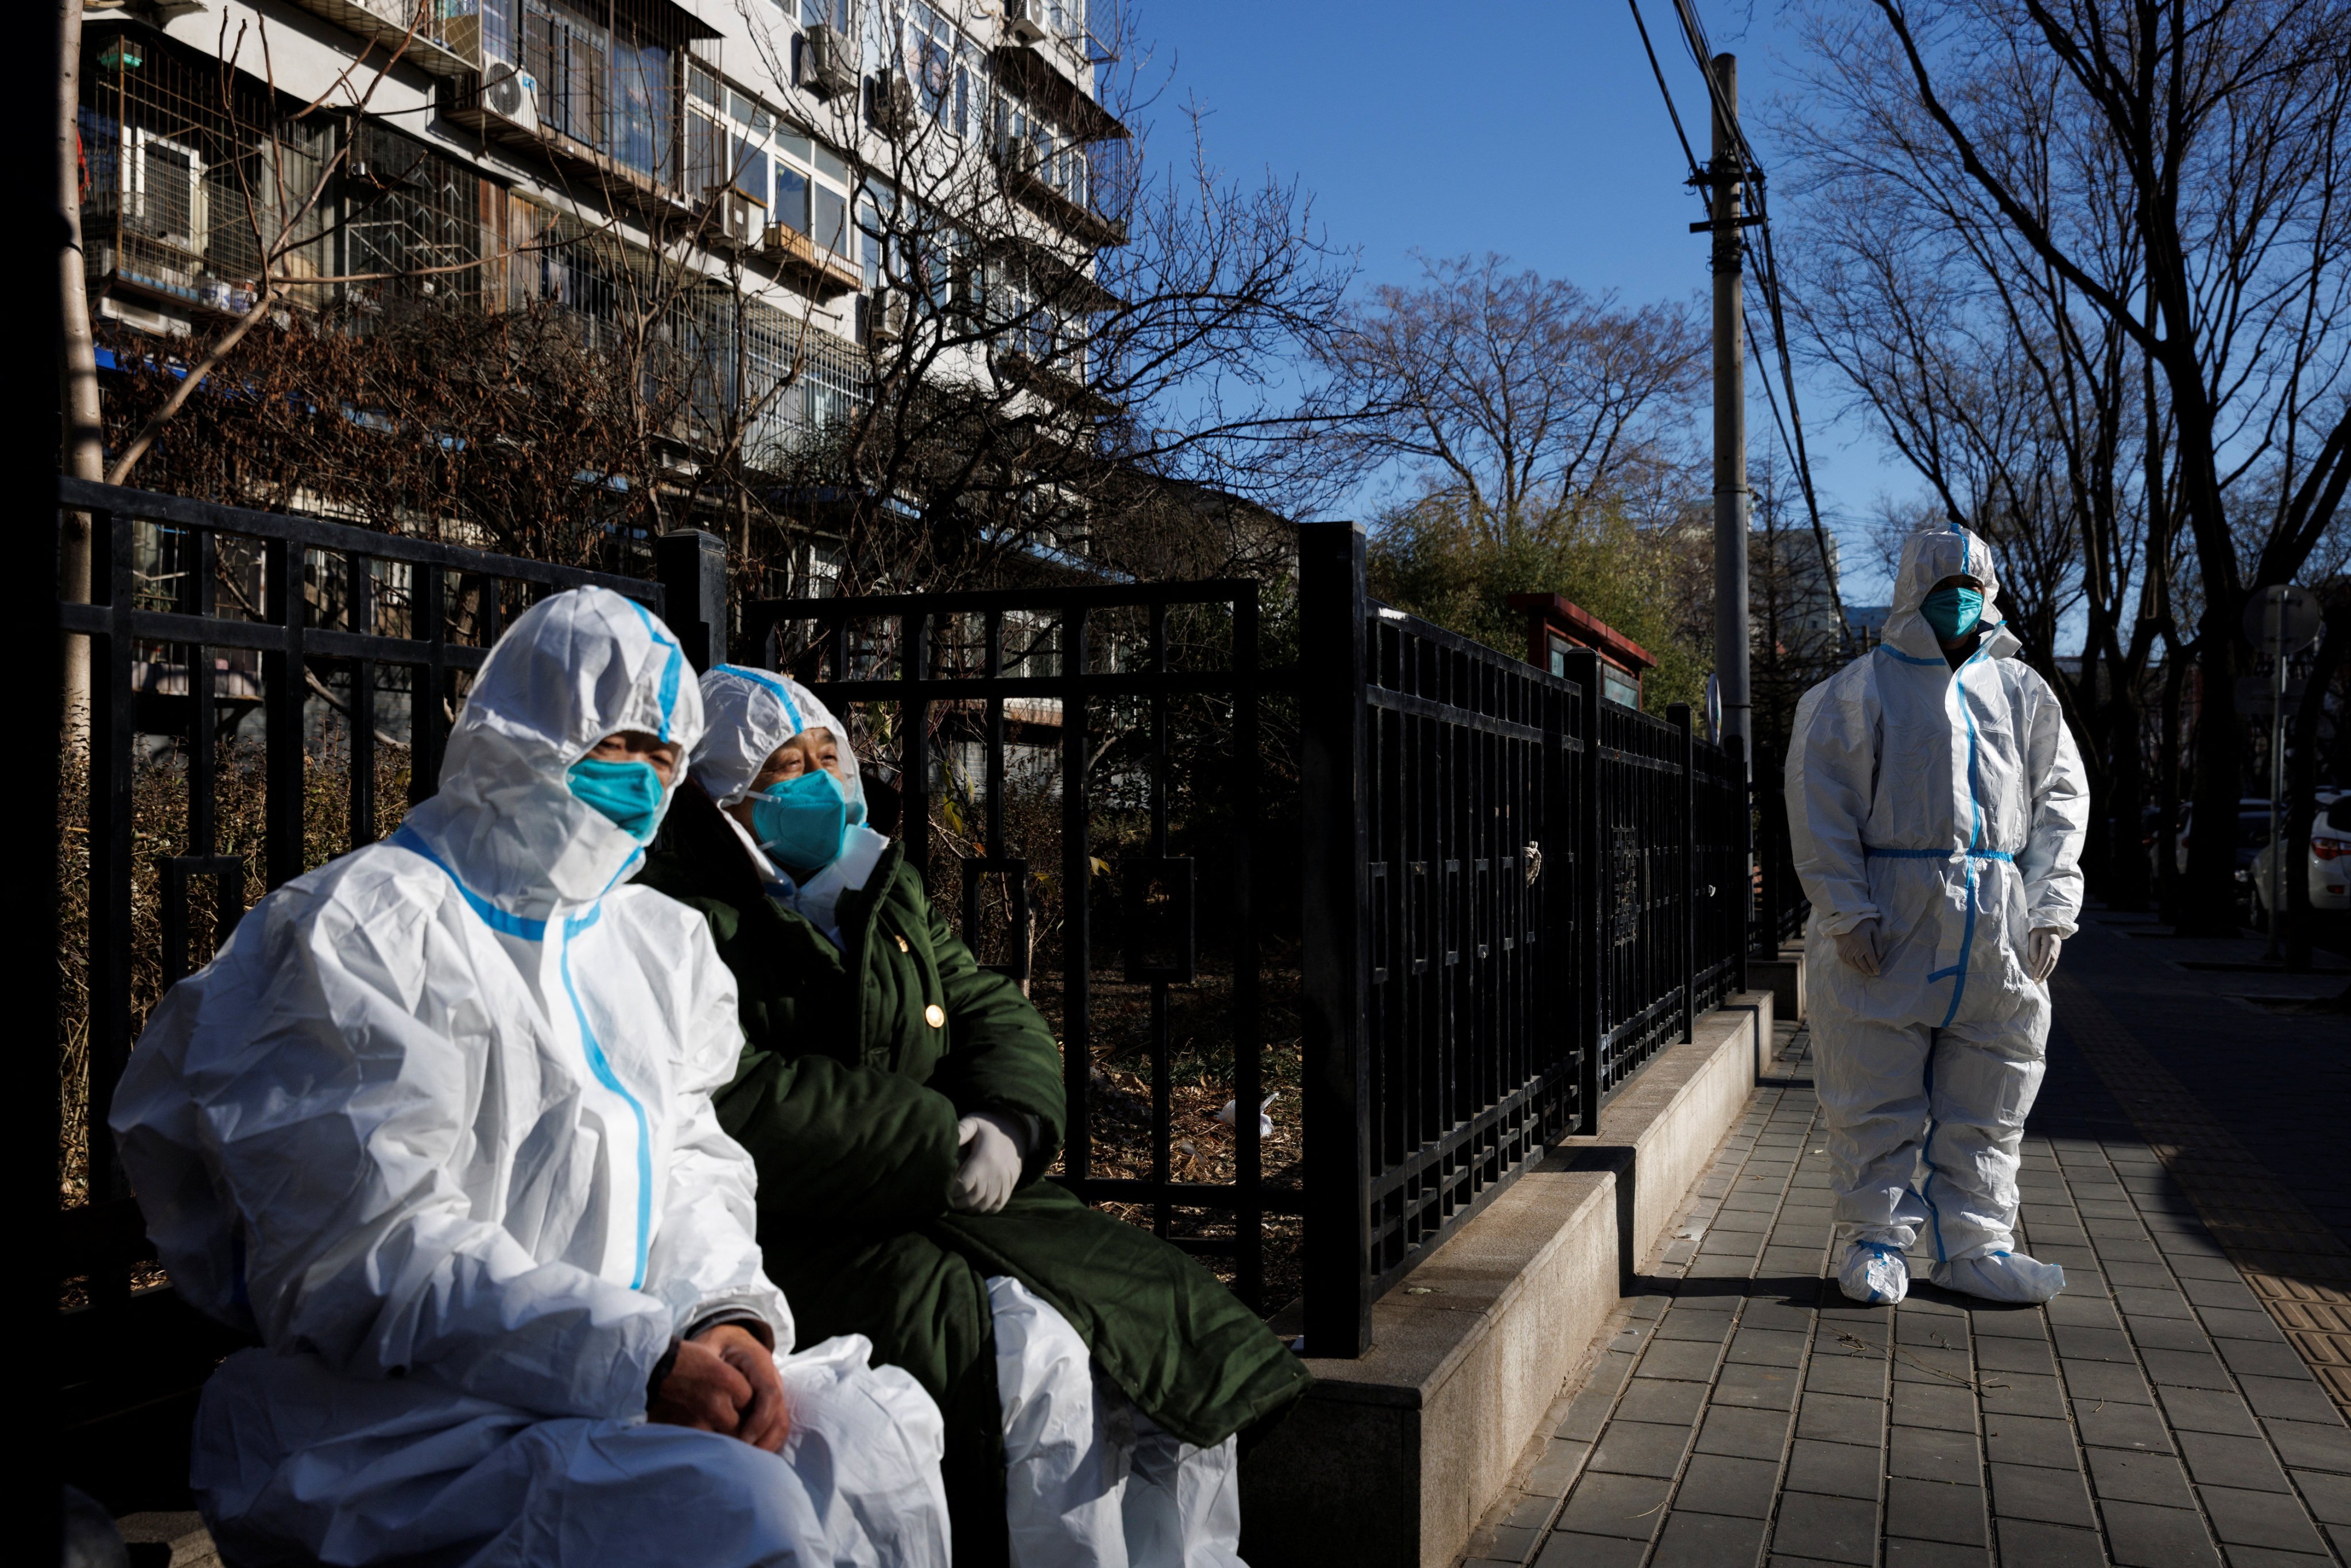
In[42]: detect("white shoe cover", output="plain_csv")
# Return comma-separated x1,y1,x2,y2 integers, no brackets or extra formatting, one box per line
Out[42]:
1836,1241,1910,1305
1931,1251,2065,1303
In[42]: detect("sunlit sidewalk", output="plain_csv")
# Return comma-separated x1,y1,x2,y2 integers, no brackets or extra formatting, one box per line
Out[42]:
1462,912,2351,1567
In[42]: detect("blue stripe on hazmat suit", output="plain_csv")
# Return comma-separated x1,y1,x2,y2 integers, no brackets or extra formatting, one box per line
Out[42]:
1784,526,2089,1304
110,586,950,1567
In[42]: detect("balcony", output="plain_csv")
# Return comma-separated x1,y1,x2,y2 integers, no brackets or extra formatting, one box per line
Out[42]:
996,349,1119,419
273,0,475,79
761,225,863,300
990,42,1129,146
989,143,1129,249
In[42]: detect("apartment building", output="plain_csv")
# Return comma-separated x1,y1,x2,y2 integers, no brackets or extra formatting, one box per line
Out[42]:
75,0,1129,536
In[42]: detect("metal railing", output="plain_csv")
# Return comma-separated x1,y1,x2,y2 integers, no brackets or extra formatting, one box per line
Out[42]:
50,492,1760,1447
53,477,685,1511
1751,737,1811,951
1297,524,1752,1354
741,579,1288,1309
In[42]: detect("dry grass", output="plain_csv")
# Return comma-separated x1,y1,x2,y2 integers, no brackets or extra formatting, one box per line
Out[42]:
57,731,408,1207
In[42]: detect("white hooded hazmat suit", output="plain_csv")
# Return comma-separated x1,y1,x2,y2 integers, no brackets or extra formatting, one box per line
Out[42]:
1785,528,2089,1305
111,588,950,1567
692,665,1249,1568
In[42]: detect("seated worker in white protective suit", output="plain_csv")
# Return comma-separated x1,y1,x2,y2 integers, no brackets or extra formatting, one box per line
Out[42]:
1785,526,2089,1307
633,667,1310,1568
110,587,951,1567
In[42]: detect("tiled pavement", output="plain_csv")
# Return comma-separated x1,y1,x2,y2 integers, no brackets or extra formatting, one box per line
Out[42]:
1461,912,2351,1567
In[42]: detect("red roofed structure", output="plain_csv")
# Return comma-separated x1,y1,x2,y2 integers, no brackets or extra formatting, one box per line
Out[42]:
1504,593,1657,710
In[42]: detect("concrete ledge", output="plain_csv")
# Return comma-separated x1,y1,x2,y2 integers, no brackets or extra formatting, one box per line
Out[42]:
1239,994,1774,1568
1241,1167,1618,1568
1748,942,1807,1023
1559,988,1777,1281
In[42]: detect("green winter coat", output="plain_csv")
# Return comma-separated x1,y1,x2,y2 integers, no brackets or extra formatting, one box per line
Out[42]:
638,784,1308,1566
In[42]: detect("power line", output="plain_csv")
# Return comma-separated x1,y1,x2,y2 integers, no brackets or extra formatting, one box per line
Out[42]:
1625,0,1854,655
1626,0,1703,188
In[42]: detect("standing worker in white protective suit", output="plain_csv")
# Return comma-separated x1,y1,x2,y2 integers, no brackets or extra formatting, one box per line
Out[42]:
1785,526,2089,1307
111,587,951,1567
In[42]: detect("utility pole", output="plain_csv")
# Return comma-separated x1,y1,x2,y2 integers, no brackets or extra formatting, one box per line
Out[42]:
1707,53,1750,754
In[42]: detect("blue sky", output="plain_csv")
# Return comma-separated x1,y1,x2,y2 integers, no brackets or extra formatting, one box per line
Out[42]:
1129,0,1916,603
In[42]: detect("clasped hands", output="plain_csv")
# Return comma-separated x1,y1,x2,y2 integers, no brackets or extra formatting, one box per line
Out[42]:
1833,919,2062,982
647,1323,789,1452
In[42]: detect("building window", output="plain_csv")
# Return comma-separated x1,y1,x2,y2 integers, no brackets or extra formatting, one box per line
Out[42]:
905,3,979,136
79,34,333,307
812,182,849,254
773,163,811,232
346,119,483,303
768,126,852,258
994,96,1087,208
609,38,674,180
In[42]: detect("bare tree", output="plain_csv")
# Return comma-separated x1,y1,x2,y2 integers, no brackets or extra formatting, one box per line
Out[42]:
1310,253,1706,548
73,0,1351,657
1775,20,2170,895
714,2,1354,609
1789,0,2351,929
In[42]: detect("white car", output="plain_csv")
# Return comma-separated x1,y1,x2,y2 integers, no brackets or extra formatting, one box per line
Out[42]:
2251,792,2351,925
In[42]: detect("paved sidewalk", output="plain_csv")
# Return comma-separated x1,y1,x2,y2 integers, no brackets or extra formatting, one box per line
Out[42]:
1461,912,2351,1567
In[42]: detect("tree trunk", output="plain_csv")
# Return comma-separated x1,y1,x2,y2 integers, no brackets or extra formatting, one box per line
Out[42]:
2104,683,2150,911
2155,644,2188,924
2182,633,2245,935
58,0,100,750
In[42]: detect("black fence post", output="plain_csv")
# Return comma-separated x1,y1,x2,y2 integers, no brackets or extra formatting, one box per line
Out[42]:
656,529,729,673
1731,733,1751,996
1299,521,1372,1358
1564,648,1606,1134
1670,702,1695,1044
1753,738,1777,958
262,538,307,890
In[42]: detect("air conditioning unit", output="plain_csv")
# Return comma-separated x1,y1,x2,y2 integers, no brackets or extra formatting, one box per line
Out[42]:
797,25,858,100
869,289,911,344
870,70,917,135
702,188,764,251
1003,0,1047,44
466,61,542,137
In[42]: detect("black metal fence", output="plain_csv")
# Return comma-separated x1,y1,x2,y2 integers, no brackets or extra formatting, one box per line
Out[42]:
739,579,1288,1308
741,528,1756,1356
52,477,698,1510
52,491,1757,1466
1297,524,1750,1354
1751,737,1811,951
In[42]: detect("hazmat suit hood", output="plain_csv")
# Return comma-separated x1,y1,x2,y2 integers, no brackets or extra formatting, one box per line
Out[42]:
691,664,882,940
1880,526,2020,665
691,663,867,821
400,586,703,912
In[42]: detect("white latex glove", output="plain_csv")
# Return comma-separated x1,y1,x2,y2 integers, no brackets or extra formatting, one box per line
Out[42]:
951,1111,1024,1214
2027,928,2063,982
1833,919,1881,977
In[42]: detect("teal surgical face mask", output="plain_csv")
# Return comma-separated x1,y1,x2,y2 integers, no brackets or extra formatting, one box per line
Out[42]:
750,767,861,872
566,757,668,842
1922,584,1984,643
